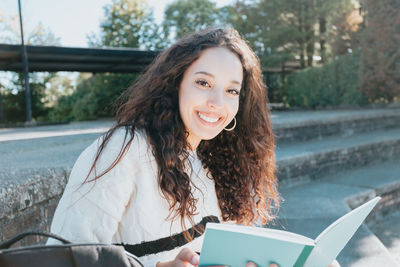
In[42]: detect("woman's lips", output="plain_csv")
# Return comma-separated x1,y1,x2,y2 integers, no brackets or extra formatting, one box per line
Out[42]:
196,111,223,125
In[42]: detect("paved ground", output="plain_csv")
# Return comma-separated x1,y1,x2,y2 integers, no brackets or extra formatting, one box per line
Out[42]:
0,120,113,170
0,120,113,142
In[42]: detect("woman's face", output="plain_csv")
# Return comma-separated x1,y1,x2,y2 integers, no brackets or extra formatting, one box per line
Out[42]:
179,47,243,150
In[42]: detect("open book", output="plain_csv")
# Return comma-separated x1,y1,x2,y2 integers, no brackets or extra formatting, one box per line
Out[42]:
199,197,380,267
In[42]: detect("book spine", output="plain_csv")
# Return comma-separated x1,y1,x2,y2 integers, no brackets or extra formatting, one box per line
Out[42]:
293,245,314,267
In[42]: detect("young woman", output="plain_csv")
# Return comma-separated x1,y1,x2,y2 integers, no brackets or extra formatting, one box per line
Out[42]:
48,26,338,267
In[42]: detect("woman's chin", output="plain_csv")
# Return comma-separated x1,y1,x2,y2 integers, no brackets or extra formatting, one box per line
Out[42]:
199,131,224,141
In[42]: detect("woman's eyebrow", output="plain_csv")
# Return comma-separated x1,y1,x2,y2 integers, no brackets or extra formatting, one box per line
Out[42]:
194,71,242,85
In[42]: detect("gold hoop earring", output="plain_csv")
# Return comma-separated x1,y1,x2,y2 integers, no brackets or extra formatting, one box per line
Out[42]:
224,117,236,131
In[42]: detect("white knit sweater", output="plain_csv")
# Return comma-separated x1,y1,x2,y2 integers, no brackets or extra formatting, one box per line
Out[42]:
47,128,222,266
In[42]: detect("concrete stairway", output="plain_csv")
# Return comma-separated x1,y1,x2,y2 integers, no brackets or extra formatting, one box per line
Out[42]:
272,109,400,266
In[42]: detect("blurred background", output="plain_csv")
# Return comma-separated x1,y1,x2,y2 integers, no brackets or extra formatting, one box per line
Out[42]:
1,1,400,264
0,0,399,125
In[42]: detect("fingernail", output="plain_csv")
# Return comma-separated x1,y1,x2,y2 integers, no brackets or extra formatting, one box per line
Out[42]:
191,254,200,265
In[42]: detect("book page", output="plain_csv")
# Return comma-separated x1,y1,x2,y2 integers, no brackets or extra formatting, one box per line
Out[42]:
303,197,381,267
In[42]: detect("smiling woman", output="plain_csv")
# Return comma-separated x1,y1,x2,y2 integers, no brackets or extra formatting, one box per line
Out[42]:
179,47,243,149
47,27,281,267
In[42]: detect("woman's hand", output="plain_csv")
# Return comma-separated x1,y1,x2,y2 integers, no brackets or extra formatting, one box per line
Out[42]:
156,248,199,267
326,260,341,267
246,262,279,267
245,259,340,267
156,248,228,267
156,248,338,267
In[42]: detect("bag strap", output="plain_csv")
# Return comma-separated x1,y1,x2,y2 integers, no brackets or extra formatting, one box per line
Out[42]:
0,231,72,249
124,250,145,267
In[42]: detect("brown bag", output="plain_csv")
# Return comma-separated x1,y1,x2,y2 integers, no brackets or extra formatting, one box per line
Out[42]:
0,231,143,267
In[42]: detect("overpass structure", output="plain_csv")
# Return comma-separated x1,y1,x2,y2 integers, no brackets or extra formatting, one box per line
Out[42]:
0,43,160,124
0,44,159,73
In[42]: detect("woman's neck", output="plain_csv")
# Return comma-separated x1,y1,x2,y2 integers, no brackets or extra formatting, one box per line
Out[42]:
187,135,201,151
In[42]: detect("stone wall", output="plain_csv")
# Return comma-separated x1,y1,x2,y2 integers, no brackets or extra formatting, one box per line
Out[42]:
0,168,68,246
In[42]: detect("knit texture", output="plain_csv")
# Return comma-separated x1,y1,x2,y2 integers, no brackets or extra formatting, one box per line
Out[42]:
47,128,222,266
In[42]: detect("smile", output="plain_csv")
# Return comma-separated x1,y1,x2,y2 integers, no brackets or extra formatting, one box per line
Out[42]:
197,112,221,123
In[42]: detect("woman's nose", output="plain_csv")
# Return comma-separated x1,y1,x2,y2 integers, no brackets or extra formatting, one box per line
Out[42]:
207,88,224,109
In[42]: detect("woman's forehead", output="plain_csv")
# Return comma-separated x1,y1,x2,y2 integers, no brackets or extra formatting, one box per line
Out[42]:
187,47,243,83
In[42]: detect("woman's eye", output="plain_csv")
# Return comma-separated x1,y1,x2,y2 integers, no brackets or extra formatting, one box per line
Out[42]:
227,89,240,96
195,79,210,87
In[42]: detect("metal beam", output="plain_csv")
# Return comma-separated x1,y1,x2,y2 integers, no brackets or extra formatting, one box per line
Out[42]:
18,0,33,124
0,44,159,73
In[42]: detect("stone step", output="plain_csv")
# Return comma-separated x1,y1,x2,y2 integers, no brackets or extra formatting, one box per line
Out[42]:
272,159,400,266
272,108,400,144
367,209,400,265
276,127,400,185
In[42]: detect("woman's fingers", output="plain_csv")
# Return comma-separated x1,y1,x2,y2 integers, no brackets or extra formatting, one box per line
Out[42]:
175,248,200,266
326,260,341,267
245,262,280,267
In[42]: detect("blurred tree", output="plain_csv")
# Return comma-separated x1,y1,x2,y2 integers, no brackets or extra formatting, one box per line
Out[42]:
0,12,62,123
87,0,164,49
314,0,356,62
53,0,164,121
360,0,400,102
229,0,355,69
0,12,20,44
2,72,56,122
43,75,74,108
285,51,367,108
329,7,363,56
163,0,221,42
226,0,359,104
234,0,298,68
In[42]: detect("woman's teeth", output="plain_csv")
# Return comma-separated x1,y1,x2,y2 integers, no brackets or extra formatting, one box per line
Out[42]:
198,112,219,123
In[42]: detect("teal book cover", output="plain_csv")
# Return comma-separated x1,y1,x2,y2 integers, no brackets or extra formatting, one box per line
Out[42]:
199,197,380,267
199,223,314,267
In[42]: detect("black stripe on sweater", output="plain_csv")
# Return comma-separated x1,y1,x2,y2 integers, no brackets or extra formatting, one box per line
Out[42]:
114,215,220,257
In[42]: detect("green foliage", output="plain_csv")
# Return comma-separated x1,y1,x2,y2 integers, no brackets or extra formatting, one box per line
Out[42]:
285,51,367,108
264,73,285,103
1,73,53,122
49,73,138,121
1,90,26,123
47,94,74,122
230,0,356,69
163,0,222,41
88,0,165,49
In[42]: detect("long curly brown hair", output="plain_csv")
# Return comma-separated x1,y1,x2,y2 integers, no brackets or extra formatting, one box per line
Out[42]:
86,26,279,240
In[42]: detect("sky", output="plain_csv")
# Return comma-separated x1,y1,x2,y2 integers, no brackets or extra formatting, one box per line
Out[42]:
1,0,234,47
